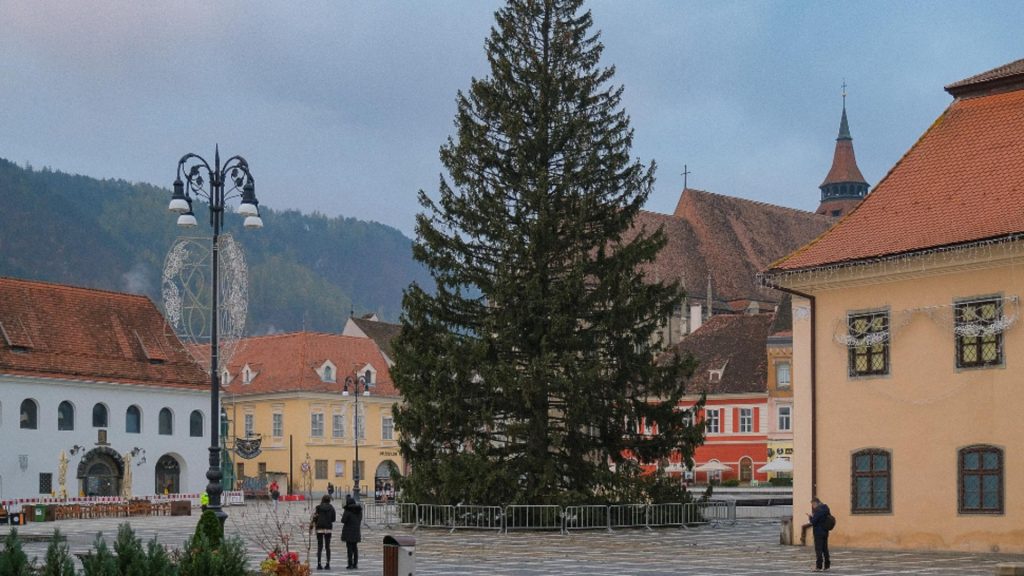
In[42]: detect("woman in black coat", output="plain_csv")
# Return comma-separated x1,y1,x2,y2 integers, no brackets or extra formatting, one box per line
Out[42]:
313,494,337,570
340,495,363,569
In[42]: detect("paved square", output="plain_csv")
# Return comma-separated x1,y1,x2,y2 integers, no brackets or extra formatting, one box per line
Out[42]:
6,502,1023,575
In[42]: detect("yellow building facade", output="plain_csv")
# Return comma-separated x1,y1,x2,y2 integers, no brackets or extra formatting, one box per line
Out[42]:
767,60,1024,552
220,331,404,500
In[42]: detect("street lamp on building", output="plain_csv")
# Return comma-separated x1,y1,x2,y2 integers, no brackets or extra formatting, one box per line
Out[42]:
167,147,262,523
343,374,371,502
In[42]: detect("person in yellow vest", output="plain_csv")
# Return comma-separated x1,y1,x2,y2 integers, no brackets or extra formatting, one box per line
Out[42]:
200,491,209,512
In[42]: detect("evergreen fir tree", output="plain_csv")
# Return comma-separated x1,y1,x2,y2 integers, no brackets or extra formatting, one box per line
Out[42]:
393,0,701,505
40,530,75,576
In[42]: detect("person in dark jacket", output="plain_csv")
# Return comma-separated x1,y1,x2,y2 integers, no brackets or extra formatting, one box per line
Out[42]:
341,495,363,570
313,494,337,570
807,497,831,571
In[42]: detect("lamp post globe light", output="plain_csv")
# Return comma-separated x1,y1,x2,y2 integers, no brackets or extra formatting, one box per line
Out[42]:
343,374,371,502
168,146,262,523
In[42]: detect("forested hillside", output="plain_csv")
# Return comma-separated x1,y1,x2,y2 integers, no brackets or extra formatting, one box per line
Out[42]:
0,158,428,332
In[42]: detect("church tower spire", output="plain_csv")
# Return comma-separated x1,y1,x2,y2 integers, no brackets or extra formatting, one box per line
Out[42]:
816,83,869,218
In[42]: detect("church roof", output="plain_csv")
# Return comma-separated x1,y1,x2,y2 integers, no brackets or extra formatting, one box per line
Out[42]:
945,58,1024,98
659,313,773,395
769,60,1024,273
0,277,207,388
218,331,398,397
629,189,831,303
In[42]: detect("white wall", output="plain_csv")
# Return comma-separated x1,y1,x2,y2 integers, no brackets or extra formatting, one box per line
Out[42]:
0,374,210,500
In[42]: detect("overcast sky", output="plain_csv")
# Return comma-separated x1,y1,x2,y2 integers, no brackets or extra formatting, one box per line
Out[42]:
1,1,1020,236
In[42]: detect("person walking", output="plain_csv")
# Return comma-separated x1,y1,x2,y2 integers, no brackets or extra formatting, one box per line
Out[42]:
313,494,337,570
269,480,280,511
341,495,363,570
807,497,831,571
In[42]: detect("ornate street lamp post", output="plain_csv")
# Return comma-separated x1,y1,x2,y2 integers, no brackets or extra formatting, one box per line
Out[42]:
168,147,262,522
343,374,371,502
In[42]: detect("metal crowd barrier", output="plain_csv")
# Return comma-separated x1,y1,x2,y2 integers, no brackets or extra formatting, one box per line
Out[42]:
504,505,562,532
394,498,781,533
453,505,504,532
562,505,609,532
608,504,648,530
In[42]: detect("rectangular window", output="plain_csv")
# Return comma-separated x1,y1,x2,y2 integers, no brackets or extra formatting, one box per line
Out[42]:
272,413,283,437
705,409,720,434
236,462,245,481
739,408,753,433
310,413,324,438
776,362,791,389
315,459,328,480
335,460,345,478
333,413,346,438
355,411,365,440
848,311,890,377
39,473,53,495
778,406,792,431
955,298,1004,368
851,449,891,513
244,413,254,436
959,446,1003,514
354,460,365,481
258,462,267,476
382,416,394,441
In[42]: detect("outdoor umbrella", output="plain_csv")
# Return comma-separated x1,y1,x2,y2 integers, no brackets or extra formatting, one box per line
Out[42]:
757,459,794,474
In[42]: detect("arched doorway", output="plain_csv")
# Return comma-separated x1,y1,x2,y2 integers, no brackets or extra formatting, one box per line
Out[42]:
77,448,124,497
739,457,753,484
155,454,181,495
374,460,398,502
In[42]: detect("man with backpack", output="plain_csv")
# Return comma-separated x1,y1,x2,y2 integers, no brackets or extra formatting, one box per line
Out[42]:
808,497,833,571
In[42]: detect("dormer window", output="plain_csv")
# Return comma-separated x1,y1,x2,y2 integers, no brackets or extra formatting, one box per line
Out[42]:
242,364,257,385
319,360,337,383
359,364,377,386
222,369,231,386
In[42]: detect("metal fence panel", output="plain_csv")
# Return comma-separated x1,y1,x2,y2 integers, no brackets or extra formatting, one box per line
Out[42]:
363,503,399,527
647,503,687,528
397,503,418,527
608,504,647,530
453,505,504,531
700,499,736,526
504,505,562,532
562,505,609,531
417,504,454,529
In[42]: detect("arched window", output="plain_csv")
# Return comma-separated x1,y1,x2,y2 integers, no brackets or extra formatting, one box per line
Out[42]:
20,399,38,430
159,408,173,435
58,401,75,431
959,445,1003,514
852,449,891,513
93,403,108,428
190,410,204,437
323,365,334,382
126,405,141,434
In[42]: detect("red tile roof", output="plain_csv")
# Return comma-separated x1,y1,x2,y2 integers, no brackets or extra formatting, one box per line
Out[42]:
770,80,1024,272
820,139,867,186
946,58,1024,98
218,331,397,397
659,313,773,395
630,189,831,302
0,277,207,388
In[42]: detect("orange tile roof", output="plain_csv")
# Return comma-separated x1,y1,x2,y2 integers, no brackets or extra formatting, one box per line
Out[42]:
771,81,1024,272
630,189,831,302
0,277,207,388
218,331,397,397
820,139,867,186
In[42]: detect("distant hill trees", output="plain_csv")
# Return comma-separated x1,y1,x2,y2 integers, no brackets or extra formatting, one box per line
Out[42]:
0,157,429,333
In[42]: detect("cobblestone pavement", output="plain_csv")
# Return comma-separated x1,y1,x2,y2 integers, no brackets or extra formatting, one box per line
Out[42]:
7,502,1024,575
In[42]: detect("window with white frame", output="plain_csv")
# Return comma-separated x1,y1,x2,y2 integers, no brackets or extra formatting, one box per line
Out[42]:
776,361,791,389
333,412,346,438
244,413,254,436
310,412,324,438
739,408,753,433
272,413,283,438
705,409,720,434
334,460,345,478
778,406,791,431
382,416,394,440
355,409,365,440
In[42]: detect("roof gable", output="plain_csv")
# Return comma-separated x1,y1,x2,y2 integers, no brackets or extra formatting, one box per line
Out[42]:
660,313,773,395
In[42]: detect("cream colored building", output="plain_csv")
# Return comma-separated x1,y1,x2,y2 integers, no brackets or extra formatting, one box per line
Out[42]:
220,331,403,501
764,59,1024,552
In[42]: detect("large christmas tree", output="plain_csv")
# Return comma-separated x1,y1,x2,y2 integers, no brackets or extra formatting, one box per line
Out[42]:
393,0,701,505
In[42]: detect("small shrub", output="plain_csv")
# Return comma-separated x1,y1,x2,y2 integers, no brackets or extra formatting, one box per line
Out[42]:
0,528,33,576
39,529,75,576
80,533,118,576
114,523,147,576
721,479,741,487
145,538,177,576
769,477,793,487
193,510,223,550
177,532,248,576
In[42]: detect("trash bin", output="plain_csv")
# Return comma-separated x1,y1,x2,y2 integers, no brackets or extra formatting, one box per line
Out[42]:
34,505,48,522
383,535,415,576
22,505,35,523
